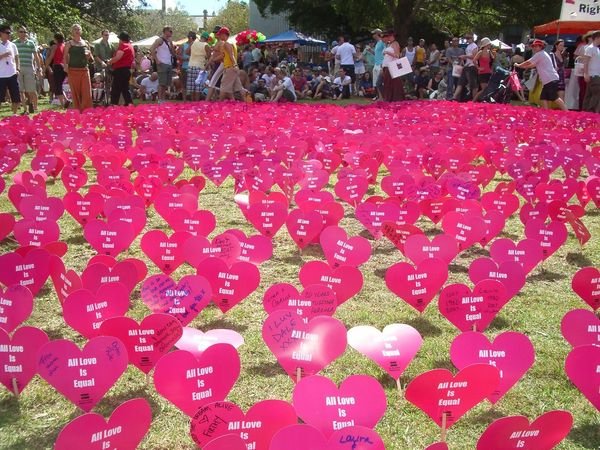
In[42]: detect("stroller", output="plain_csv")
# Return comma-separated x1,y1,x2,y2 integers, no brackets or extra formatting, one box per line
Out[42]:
478,67,518,104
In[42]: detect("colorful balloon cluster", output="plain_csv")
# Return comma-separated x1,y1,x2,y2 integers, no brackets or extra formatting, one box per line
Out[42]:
236,29,267,46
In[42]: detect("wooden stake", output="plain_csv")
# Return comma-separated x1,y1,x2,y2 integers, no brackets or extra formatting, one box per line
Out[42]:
473,324,477,332
12,378,19,398
146,372,150,385
440,412,448,442
396,378,403,399
296,367,302,384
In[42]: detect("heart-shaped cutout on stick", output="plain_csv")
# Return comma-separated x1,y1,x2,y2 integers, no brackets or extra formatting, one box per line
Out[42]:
269,424,386,450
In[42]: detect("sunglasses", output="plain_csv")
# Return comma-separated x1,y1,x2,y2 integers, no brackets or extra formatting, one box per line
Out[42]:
1,30,12,34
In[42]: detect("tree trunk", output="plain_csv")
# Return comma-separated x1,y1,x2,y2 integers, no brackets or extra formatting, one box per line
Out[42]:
390,0,418,45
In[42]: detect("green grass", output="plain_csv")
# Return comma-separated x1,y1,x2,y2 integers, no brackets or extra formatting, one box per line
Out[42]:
0,102,599,450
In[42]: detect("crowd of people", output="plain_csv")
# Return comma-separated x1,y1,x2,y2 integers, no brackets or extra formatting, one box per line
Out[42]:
0,22,599,114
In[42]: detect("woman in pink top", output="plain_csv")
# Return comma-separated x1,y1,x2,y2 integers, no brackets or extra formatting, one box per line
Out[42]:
473,37,494,101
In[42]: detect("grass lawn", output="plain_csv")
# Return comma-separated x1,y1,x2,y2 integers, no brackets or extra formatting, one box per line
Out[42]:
0,99,598,450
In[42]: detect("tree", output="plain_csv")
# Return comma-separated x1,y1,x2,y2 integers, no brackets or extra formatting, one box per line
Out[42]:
206,1,249,34
133,8,198,40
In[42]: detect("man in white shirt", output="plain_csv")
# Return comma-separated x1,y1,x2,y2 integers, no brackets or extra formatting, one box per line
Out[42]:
270,67,296,102
0,25,21,115
583,30,600,113
453,33,479,101
140,72,159,100
332,68,352,99
515,39,567,110
333,35,356,86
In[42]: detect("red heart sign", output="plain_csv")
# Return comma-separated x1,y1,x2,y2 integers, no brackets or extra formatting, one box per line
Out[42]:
439,280,508,332
565,344,600,410
561,309,600,347
0,326,49,395
405,364,500,428
263,310,347,380
140,274,212,325
54,398,152,450
476,410,572,450
571,266,600,310
263,283,337,322
189,400,297,449
269,424,386,450
450,331,535,404
140,230,191,275
99,314,183,374
385,259,448,313
299,261,363,305
246,197,288,238
203,434,246,450
319,226,371,269
292,374,387,437
18,195,64,222
0,285,33,333
37,336,128,412
153,345,240,416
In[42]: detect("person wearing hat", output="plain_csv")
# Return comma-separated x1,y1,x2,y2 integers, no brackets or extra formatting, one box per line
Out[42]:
381,29,405,102
371,28,384,100
0,24,21,115
472,37,495,101
582,30,600,113
188,31,211,101
216,27,243,101
206,27,225,101
515,39,566,110
107,31,134,106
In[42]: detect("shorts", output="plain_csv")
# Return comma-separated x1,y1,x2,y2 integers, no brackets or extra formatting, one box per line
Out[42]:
208,63,224,88
18,69,37,92
220,67,242,94
540,80,559,101
478,73,491,84
157,63,172,87
187,66,202,93
460,65,479,90
0,74,20,103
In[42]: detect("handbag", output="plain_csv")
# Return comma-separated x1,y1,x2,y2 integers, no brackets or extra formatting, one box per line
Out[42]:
452,63,463,78
574,61,584,77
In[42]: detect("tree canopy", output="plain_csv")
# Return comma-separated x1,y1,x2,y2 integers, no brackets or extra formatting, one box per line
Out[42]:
206,0,250,35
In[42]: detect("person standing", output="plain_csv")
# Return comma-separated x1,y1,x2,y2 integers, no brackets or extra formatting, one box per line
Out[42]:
150,26,175,102
381,30,405,102
217,27,242,101
444,36,464,99
402,37,416,67
333,35,356,85
188,31,211,101
428,43,440,75
473,37,494,101
14,26,43,114
550,39,566,102
414,38,427,69
94,30,114,75
107,31,134,106
515,39,566,110
206,26,225,101
582,30,600,113
44,32,69,108
372,28,385,100
453,33,478,101
179,31,195,99
64,24,94,111
0,24,21,115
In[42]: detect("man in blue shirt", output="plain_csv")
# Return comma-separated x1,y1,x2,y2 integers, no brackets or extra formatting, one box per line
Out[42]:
372,28,384,100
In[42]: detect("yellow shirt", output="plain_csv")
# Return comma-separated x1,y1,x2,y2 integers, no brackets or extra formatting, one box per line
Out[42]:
415,46,426,63
223,43,238,69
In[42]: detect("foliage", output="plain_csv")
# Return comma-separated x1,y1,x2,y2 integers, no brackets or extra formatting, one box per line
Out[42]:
132,8,199,41
206,0,250,35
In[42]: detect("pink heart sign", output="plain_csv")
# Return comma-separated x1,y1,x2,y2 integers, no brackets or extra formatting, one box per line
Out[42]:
81,260,138,294
197,258,260,313
476,410,573,450
0,248,51,296
565,344,600,410
442,211,487,252
385,259,448,313
18,195,64,222
99,314,183,374
63,192,105,226
292,374,387,437
347,324,422,380
166,209,216,237
224,229,273,265
0,326,49,395
0,212,15,242
140,230,191,274
298,261,363,305
405,364,500,428
319,226,372,269
269,424,385,450
263,310,347,380
0,285,33,333
54,398,152,450
140,274,212,325
13,218,60,248
425,443,448,450
524,219,567,260
37,336,128,412
403,234,458,265
184,233,242,268
189,400,297,449
175,327,245,356
204,434,247,450
561,309,600,347
62,283,130,339
381,222,424,252
84,219,135,257
246,197,288,238
263,283,337,322
153,345,240,416
354,201,399,239
468,257,526,302
438,280,508,332
489,238,543,275
286,209,325,249
450,331,535,404
572,266,600,310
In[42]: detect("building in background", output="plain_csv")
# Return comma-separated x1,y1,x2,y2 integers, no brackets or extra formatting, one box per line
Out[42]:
249,0,289,37
190,10,217,31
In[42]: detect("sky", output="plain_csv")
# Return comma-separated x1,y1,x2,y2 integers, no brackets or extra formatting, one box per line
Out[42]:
144,0,228,16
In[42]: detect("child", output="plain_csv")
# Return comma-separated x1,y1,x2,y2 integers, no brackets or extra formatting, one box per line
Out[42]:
92,73,104,102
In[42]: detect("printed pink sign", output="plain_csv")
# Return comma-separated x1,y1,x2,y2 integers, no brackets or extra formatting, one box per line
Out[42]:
441,211,487,252
292,375,387,437
140,274,212,325
0,284,33,333
381,222,424,252
286,208,324,249
140,230,191,274
84,219,135,257
13,218,60,248
571,266,600,310
385,259,448,313
54,398,152,450
405,364,500,428
204,434,247,450
166,209,216,237
489,238,543,275
189,400,297,449
450,331,535,404
476,410,573,450
81,260,138,294
224,229,273,265
355,201,400,239
153,345,241,416
246,196,288,238
37,336,128,412
403,234,458,265
565,344,600,410
263,283,337,322
0,248,51,296
184,233,242,268
18,195,64,223
468,257,526,301
299,261,363,305
263,310,347,380
0,326,49,395
99,314,183,374
269,424,386,450
524,219,567,260
347,324,422,380
175,327,245,356
319,226,372,269
561,309,600,347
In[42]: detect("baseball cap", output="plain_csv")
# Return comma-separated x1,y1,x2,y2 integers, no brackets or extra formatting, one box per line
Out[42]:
216,26,230,36
531,39,545,48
